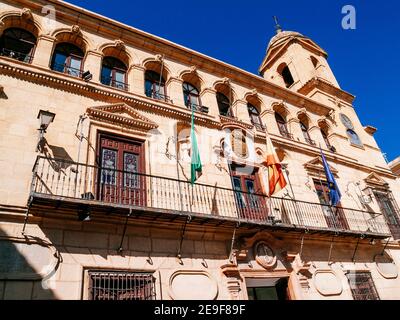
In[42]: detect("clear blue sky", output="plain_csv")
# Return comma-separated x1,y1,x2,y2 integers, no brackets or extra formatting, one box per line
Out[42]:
66,0,399,162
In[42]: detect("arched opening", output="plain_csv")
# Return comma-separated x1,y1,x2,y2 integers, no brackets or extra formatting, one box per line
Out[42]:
101,56,128,90
247,103,264,131
310,56,319,68
275,112,291,139
277,63,294,88
346,129,363,147
51,42,85,77
183,82,201,110
300,121,314,145
145,70,167,101
216,92,232,117
0,27,37,63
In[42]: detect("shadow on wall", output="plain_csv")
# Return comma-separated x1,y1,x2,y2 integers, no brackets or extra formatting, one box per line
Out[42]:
0,227,58,300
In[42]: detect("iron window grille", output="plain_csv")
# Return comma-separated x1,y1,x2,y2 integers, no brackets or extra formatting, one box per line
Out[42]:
88,270,156,300
346,271,380,300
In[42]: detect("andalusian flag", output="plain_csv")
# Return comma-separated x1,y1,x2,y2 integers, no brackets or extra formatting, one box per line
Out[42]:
190,104,202,184
263,135,287,196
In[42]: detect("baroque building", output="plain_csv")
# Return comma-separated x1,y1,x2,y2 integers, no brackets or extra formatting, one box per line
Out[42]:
1,0,400,300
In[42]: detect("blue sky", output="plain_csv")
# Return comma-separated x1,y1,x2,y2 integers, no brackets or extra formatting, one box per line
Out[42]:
66,0,399,162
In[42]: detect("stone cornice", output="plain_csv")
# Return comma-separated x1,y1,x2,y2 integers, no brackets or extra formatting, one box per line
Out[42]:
297,77,355,104
10,0,335,117
0,59,221,129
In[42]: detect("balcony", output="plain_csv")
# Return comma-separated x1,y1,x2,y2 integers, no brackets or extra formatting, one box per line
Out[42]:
280,131,294,140
100,75,129,91
0,48,33,64
185,102,209,114
28,156,391,239
145,89,172,104
305,138,317,146
52,62,83,78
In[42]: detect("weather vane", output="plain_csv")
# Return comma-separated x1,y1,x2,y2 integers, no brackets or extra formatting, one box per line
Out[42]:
273,16,282,34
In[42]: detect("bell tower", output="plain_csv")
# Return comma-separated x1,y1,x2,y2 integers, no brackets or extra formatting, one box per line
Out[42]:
259,19,340,92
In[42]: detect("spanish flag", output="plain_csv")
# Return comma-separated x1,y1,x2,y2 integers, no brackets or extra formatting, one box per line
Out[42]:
263,135,287,196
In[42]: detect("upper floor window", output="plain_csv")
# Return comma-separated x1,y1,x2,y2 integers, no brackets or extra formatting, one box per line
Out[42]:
0,28,36,63
247,103,264,131
183,82,201,110
346,129,363,147
300,122,315,145
346,272,379,300
321,129,335,152
145,70,166,101
51,42,84,77
101,56,128,91
278,63,294,88
275,112,291,139
217,92,232,117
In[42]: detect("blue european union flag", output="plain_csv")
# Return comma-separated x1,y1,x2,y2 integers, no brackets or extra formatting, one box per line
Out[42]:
321,149,342,206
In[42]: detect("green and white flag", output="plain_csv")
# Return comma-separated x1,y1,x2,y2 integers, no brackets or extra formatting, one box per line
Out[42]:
190,104,202,184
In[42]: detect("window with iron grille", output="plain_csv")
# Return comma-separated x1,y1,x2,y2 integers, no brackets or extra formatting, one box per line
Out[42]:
88,270,156,300
346,271,380,300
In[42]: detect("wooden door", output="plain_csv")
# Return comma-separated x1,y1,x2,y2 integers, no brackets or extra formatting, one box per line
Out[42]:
230,165,267,221
314,180,349,230
97,134,145,206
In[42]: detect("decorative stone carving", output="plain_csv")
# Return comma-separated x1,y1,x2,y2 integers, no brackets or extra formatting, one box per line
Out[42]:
254,241,277,270
21,8,33,20
71,25,81,34
222,77,230,85
114,39,125,49
251,88,258,96
313,270,342,296
155,54,163,61
190,65,197,73
221,263,243,300
168,270,218,300
375,254,398,279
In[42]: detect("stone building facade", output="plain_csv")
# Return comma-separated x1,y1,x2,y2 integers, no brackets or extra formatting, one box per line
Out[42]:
1,0,400,300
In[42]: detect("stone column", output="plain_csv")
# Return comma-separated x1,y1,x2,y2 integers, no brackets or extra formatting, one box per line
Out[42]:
232,99,251,125
84,50,103,83
128,64,145,95
261,108,280,135
166,77,185,107
200,88,218,116
32,35,55,68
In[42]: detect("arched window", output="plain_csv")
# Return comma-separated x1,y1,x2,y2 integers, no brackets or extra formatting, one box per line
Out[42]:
321,129,330,147
51,43,84,77
347,129,363,146
183,82,201,109
300,122,315,145
275,112,291,139
278,63,294,88
216,92,232,117
247,103,264,130
145,70,166,101
101,57,128,90
0,28,36,63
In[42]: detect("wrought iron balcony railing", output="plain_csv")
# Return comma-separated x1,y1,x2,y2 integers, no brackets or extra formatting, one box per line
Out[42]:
305,138,317,146
185,102,209,114
51,62,83,78
30,156,390,237
145,89,172,103
0,48,33,64
280,131,294,140
100,75,129,91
